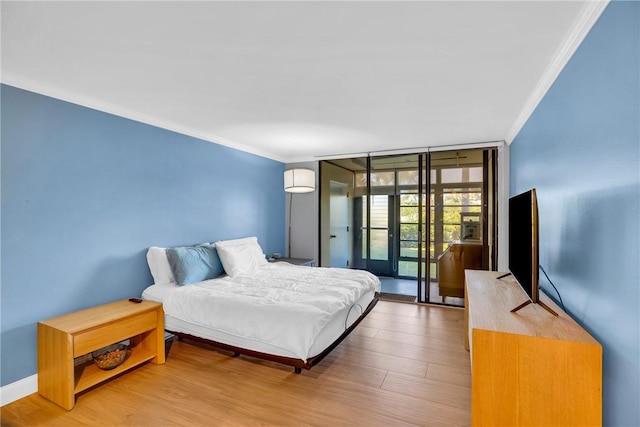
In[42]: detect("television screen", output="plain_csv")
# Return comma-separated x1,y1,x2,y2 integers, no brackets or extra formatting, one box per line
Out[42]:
508,188,539,303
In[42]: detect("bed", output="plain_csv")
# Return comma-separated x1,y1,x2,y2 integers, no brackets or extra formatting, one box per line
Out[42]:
142,237,380,372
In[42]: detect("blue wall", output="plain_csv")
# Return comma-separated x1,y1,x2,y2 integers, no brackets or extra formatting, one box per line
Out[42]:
1,84,285,386
510,2,639,425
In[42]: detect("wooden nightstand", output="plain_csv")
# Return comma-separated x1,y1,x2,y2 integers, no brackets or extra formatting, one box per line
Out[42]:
38,299,165,410
269,258,315,266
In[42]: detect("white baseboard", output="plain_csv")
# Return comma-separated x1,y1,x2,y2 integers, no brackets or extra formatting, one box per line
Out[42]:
0,374,38,406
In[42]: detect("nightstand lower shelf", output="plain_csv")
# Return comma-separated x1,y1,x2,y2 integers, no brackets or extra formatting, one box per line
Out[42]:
74,346,157,394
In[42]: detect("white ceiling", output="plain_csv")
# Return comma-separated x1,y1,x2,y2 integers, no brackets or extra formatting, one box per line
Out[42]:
1,1,608,163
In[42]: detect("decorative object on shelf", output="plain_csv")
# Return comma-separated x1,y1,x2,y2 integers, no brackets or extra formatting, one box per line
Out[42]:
92,343,128,370
284,168,316,258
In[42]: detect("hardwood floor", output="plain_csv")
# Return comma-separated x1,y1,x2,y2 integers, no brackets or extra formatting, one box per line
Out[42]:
1,301,471,426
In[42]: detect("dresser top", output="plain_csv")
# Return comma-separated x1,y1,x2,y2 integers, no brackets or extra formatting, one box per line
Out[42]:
466,270,599,345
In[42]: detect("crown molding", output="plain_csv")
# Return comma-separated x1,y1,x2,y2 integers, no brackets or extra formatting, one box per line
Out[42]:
505,0,610,144
0,73,287,163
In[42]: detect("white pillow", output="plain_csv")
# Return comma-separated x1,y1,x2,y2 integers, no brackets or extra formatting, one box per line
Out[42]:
215,237,268,277
147,246,174,284
146,243,211,284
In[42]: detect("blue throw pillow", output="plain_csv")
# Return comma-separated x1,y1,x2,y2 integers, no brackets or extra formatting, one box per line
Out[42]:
165,245,224,285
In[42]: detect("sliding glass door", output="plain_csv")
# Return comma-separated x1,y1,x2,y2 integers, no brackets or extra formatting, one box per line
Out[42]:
320,148,496,306
359,194,394,276
427,151,488,304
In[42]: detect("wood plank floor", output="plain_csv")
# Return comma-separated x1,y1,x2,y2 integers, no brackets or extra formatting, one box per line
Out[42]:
1,301,471,426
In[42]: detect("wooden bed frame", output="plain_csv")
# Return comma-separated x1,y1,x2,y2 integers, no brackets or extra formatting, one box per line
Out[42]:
166,295,379,373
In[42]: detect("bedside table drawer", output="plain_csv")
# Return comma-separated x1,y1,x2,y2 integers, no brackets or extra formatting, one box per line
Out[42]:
74,310,158,356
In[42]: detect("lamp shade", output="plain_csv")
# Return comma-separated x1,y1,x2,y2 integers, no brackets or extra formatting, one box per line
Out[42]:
284,168,315,193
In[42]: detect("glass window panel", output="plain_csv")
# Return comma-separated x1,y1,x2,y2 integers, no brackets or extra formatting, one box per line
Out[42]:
441,168,462,183
356,167,440,188
400,206,418,223
445,188,482,205
400,241,418,258
397,170,418,186
442,192,458,205
398,261,427,279
471,197,482,205
443,206,462,224
370,171,394,187
398,261,416,277
369,229,388,260
441,167,483,184
400,194,419,206
400,224,418,241
469,167,483,182
370,195,388,228
443,224,461,242
443,191,481,206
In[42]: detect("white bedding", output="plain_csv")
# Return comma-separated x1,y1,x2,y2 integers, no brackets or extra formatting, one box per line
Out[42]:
142,262,380,361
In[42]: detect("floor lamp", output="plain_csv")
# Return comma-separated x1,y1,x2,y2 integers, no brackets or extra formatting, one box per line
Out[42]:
284,168,316,258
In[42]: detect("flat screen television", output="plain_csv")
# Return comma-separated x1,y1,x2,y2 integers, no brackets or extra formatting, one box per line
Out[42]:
501,188,557,316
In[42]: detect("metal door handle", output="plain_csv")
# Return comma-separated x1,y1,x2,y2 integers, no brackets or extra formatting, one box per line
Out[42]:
330,234,337,239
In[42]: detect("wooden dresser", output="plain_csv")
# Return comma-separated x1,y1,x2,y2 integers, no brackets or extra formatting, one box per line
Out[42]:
465,270,602,426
